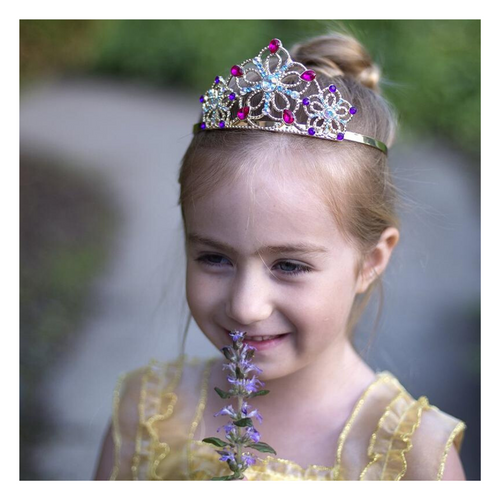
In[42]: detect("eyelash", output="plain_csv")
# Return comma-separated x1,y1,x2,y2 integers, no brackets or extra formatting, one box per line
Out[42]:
195,254,312,277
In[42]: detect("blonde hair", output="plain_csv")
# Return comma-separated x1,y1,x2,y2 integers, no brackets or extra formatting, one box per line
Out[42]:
177,31,400,348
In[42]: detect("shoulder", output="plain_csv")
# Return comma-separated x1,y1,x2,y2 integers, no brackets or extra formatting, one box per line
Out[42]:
109,356,186,479
405,402,467,480
356,372,466,481
382,374,466,481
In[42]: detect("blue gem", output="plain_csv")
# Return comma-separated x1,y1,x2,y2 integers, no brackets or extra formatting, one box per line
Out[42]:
329,84,337,93
290,91,300,99
308,127,315,136
337,132,345,141
200,122,206,130
350,107,357,115
215,76,220,84
219,121,225,128
229,93,236,101
302,98,310,106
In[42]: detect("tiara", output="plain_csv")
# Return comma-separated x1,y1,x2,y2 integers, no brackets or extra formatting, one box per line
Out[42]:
193,38,387,154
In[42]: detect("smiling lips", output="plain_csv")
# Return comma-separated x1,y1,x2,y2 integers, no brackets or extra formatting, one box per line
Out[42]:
226,330,288,342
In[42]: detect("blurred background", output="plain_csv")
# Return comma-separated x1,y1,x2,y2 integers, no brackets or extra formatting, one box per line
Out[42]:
19,20,480,480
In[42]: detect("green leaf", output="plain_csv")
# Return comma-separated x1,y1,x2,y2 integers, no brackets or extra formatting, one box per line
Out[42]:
202,437,231,448
246,442,277,454
214,387,231,399
233,417,253,427
248,390,270,398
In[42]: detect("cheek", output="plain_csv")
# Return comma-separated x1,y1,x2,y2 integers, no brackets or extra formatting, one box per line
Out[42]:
186,263,223,319
292,275,355,334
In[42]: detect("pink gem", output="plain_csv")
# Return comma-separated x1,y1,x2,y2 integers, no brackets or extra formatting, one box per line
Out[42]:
283,109,294,124
300,70,316,82
231,65,244,77
237,106,250,120
269,38,281,54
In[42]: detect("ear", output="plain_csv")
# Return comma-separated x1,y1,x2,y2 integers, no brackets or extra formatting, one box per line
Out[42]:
355,227,400,294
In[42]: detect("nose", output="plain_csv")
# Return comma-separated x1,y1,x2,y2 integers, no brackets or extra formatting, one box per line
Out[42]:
225,266,273,326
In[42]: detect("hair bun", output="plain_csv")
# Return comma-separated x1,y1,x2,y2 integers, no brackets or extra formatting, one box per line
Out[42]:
290,32,381,92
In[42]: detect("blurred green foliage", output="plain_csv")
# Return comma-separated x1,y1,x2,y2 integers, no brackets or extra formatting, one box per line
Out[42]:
20,155,117,478
20,19,480,155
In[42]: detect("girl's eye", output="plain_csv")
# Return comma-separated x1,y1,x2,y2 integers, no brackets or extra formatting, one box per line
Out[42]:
195,254,312,277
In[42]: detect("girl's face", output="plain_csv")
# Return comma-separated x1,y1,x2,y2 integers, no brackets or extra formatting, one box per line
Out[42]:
185,166,366,381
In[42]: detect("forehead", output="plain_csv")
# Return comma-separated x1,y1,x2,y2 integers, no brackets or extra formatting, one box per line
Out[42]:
184,169,340,253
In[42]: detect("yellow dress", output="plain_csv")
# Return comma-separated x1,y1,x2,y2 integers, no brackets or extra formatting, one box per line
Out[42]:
109,355,466,481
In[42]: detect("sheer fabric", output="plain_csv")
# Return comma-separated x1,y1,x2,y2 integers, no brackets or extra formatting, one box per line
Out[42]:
109,356,465,481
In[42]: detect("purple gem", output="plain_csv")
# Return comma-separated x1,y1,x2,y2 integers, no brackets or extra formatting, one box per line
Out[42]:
231,65,244,77
283,109,294,124
329,84,337,93
199,95,205,103
219,121,225,128
302,97,310,106
269,38,281,54
229,93,236,101
349,107,357,115
200,122,206,130
215,76,220,84
300,70,316,82
337,132,345,141
308,127,315,136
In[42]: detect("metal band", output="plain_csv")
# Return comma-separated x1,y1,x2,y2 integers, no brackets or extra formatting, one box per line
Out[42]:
193,122,387,154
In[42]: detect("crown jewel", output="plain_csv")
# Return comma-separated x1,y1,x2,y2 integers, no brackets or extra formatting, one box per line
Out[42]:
193,38,387,154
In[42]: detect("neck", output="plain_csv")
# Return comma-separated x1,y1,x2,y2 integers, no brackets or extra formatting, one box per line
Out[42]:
257,341,374,416
211,338,375,420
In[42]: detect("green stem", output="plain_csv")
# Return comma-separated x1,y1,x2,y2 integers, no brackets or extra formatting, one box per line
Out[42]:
236,393,243,465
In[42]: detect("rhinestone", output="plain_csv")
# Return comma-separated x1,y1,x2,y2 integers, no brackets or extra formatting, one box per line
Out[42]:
269,38,281,54
229,93,236,101
199,95,204,103
219,121,225,128
200,123,206,130
337,132,345,141
329,84,337,93
308,127,315,135
290,91,300,99
215,76,220,84
283,109,294,124
300,70,316,82
302,97,310,106
323,108,335,119
231,65,244,77
349,107,357,115
237,107,250,120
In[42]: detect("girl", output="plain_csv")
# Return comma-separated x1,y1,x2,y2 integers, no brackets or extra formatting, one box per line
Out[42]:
94,32,466,481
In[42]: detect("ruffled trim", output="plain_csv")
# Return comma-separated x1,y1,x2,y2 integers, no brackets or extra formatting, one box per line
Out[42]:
436,420,467,480
190,440,336,481
359,394,430,480
137,356,185,479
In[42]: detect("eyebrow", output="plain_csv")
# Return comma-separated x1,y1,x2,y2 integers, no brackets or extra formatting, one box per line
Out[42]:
187,232,329,257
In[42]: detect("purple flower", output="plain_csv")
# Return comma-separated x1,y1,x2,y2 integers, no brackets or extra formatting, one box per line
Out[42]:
242,453,257,467
217,422,237,440
227,375,265,394
240,343,257,359
241,402,263,424
217,449,236,463
229,330,246,343
240,359,263,375
214,405,237,419
245,426,261,443
244,376,264,393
